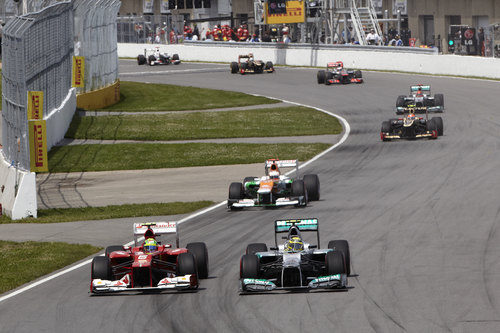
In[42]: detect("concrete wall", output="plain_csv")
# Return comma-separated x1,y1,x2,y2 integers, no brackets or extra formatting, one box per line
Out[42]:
118,42,500,78
0,157,37,219
45,88,77,151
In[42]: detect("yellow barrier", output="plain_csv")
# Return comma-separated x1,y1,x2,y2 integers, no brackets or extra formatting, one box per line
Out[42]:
76,80,120,110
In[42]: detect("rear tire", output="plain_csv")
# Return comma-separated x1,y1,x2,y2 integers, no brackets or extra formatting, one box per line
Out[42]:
246,243,267,255
148,55,156,65
230,61,239,74
177,252,197,276
137,54,146,65
328,240,350,275
325,71,334,85
91,256,110,280
325,251,346,275
265,61,274,71
187,242,209,279
432,116,444,136
240,254,259,278
105,245,123,257
303,174,320,201
317,70,326,84
172,53,180,61
240,62,247,74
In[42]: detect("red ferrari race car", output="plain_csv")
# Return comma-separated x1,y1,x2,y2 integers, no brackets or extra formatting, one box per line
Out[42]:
317,61,363,85
90,222,208,294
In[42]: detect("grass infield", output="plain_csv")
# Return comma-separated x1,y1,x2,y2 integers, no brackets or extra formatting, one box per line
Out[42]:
100,81,279,112
0,201,215,224
0,241,101,293
67,106,342,141
47,143,331,172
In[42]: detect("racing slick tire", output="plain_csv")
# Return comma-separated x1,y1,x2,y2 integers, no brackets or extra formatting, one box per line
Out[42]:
396,95,406,107
427,118,438,139
230,61,239,74
291,179,308,205
317,70,326,84
381,121,391,141
137,54,146,65
177,252,197,276
423,97,434,107
432,116,444,136
354,70,362,78
148,55,156,66
325,251,346,275
303,174,320,201
434,93,444,107
240,62,248,75
91,256,111,280
229,182,244,200
240,254,260,278
265,61,274,72
105,245,123,257
328,240,350,275
246,243,268,255
187,242,209,279
172,53,180,61
325,71,334,85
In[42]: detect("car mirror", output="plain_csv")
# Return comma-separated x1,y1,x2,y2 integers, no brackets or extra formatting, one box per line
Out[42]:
270,247,278,250
309,245,317,249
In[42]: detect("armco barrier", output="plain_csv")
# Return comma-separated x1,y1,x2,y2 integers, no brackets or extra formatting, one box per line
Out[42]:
76,80,120,110
118,42,500,79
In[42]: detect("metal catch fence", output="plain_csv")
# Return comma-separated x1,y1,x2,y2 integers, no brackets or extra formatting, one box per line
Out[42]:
73,0,121,93
2,2,73,171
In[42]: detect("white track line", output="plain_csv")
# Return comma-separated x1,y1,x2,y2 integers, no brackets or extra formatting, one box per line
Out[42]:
0,97,349,304
122,67,227,76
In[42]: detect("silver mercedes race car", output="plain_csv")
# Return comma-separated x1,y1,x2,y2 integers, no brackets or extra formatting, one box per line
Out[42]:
239,218,350,292
395,84,444,114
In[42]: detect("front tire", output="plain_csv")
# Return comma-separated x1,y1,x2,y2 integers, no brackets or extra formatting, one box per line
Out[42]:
328,240,350,275
303,174,320,201
230,61,239,74
187,242,209,279
396,95,406,107
291,179,307,205
432,116,444,136
354,70,362,78
434,93,444,107
240,254,259,278
317,70,326,84
105,245,123,257
325,251,346,275
137,54,146,65
177,252,197,276
91,256,110,280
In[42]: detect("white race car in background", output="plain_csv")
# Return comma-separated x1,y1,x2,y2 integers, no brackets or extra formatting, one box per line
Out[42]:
137,47,181,66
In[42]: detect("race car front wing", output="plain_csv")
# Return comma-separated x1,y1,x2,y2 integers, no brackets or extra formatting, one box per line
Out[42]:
91,274,197,294
239,274,347,292
229,196,306,209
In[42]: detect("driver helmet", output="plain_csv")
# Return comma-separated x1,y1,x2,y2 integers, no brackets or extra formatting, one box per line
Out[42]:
284,236,304,253
143,238,158,253
269,170,280,180
407,113,416,120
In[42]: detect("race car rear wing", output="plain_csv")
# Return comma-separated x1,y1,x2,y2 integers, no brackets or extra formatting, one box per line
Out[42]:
265,159,299,176
410,85,431,93
133,222,179,248
274,218,320,247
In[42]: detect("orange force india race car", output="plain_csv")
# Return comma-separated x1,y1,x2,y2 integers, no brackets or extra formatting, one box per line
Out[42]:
317,61,363,85
230,53,274,74
228,159,320,209
90,222,208,294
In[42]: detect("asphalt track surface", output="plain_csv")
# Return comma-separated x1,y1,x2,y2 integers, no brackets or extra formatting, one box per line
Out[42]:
1,60,500,332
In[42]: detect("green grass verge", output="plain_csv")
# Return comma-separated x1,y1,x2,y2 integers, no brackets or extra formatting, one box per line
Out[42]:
0,201,214,224
47,143,331,173
0,241,101,293
101,81,279,111
66,106,342,141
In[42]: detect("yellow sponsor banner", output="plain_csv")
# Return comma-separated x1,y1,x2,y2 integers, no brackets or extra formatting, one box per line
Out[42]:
72,56,85,87
27,91,43,120
28,120,48,172
266,1,305,24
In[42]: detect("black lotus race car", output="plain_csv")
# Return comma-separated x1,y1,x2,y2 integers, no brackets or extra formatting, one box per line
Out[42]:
230,53,274,74
381,111,443,141
396,85,444,114
239,218,350,292
137,47,181,66
317,61,363,85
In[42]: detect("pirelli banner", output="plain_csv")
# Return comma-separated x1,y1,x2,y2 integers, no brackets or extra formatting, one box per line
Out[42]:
72,56,85,88
28,120,48,172
27,91,48,172
266,1,305,24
